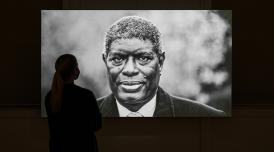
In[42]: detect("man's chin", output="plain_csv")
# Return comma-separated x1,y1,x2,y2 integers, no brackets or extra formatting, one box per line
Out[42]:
116,92,144,103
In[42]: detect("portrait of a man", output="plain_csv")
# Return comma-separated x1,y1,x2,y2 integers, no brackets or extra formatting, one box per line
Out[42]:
98,16,226,117
41,10,231,118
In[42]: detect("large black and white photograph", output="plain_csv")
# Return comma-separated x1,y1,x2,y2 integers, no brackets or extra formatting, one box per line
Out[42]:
41,10,232,117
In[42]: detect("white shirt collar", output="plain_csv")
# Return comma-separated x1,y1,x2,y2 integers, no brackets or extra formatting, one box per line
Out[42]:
115,94,157,117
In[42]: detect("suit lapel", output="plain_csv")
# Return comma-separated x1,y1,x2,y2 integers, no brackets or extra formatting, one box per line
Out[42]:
153,87,175,117
100,94,119,117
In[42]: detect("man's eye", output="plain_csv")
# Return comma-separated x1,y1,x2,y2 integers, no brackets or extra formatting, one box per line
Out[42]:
110,56,124,64
138,56,152,63
114,57,123,62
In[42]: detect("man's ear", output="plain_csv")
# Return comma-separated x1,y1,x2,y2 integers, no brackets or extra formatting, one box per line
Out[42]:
74,67,80,80
158,51,165,71
102,53,107,64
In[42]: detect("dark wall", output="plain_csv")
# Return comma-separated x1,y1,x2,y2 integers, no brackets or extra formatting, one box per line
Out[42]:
0,0,274,152
1,0,62,105
221,1,274,103
1,105,273,152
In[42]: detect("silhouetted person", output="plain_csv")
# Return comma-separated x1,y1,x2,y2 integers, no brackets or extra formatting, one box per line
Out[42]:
45,54,102,152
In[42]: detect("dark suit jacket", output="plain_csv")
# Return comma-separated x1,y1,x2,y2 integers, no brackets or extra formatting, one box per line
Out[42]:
97,87,226,117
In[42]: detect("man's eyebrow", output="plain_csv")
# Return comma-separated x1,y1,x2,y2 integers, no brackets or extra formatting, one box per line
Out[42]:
108,48,154,55
108,51,127,55
117,48,144,53
134,50,154,55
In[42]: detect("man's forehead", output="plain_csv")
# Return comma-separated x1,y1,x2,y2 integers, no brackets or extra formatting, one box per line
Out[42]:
109,38,153,53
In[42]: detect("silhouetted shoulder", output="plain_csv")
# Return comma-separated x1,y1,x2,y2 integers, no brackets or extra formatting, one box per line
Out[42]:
70,85,95,98
171,95,226,117
73,85,91,93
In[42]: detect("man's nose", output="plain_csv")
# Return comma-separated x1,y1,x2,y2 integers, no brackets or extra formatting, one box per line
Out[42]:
122,57,139,76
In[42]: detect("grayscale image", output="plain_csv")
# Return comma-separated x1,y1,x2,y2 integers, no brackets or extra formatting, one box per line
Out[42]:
41,10,232,117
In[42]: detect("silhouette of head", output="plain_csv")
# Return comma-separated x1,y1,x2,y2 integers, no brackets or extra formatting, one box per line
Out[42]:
55,54,80,82
103,16,165,111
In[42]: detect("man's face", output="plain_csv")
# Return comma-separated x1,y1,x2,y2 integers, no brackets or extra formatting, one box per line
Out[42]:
104,38,164,106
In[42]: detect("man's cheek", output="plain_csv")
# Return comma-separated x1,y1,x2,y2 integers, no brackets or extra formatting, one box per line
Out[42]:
141,67,158,79
108,67,122,80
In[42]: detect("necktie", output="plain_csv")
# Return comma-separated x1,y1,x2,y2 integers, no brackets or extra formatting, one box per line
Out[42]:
127,112,144,117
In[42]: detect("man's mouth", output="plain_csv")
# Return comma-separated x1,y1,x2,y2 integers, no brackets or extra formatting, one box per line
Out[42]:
118,81,145,92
